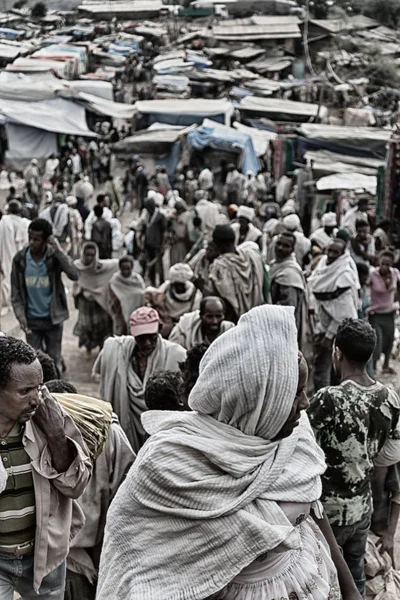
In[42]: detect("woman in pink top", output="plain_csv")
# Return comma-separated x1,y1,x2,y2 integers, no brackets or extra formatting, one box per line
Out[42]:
368,251,399,374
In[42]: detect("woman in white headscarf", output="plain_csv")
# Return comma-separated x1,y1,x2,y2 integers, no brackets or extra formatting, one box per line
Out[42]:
145,262,202,337
73,242,119,357
97,305,360,600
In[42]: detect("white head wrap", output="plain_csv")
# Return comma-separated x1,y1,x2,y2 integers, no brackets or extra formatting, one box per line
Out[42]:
168,263,194,283
237,205,255,222
283,214,301,231
96,306,326,600
322,212,337,227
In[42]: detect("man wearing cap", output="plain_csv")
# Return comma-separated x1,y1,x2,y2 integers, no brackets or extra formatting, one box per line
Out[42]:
231,206,262,250
93,307,186,453
310,212,338,251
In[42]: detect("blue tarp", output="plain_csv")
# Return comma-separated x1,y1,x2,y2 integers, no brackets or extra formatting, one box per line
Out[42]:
187,124,259,175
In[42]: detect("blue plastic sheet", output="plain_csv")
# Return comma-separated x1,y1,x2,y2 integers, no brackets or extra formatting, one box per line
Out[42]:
187,123,259,174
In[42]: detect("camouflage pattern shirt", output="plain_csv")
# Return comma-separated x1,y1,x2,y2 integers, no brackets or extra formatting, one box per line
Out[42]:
308,380,400,527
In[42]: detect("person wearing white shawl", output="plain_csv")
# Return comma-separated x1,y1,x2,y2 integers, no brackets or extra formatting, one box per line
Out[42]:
169,296,235,350
109,256,145,335
269,232,306,340
0,201,30,308
310,212,338,251
231,206,263,250
73,242,118,356
39,194,70,244
308,238,360,391
209,225,266,323
93,306,186,453
97,305,361,600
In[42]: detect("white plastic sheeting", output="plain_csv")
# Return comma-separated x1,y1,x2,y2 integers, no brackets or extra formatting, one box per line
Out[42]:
6,124,58,163
316,173,377,195
233,121,277,156
0,97,95,136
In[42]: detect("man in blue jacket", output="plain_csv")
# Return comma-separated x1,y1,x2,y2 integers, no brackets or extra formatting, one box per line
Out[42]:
11,218,79,373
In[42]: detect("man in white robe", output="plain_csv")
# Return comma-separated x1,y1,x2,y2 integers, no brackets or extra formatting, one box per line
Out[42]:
0,201,30,310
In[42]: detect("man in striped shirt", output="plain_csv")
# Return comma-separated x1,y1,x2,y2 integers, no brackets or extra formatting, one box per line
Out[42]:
0,336,91,599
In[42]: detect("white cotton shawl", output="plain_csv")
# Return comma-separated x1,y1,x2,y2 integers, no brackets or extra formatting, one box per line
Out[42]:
93,335,186,453
109,271,145,325
269,255,306,291
97,306,326,600
169,310,235,350
209,245,265,318
39,203,70,239
309,253,360,294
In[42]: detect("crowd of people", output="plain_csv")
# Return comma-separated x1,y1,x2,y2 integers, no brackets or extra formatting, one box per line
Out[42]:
0,143,399,600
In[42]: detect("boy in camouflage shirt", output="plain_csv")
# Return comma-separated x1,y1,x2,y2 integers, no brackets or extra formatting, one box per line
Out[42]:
309,318,400,597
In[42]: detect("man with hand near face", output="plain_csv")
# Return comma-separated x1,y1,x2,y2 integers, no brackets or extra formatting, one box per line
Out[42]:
93,307,186,453
11,218,79,374
0,336,91,599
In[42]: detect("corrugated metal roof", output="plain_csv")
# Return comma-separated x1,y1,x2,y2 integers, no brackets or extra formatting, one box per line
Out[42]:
347,15,379,30
213,23,300,41
251,15,300,25
309,19,352,34
240,97,328,119
247,55,294,72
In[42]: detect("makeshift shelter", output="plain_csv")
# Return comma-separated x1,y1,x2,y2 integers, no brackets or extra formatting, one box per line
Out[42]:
298,124,390,159
134,99,234,128
187,118,259,174
239,97,329,123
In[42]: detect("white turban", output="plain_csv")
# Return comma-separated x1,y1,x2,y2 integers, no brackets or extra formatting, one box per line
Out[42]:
168,263,194,283
237,206,255,222
283,214,301,231
322,212,337,227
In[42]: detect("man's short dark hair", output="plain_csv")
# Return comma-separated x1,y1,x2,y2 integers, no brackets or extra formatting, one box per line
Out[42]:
144,370,184,411
36,350,60,382
119,256,133,268
355,219,369,230
96,194,105,204
0,337,37,389
28,218,53,241
380,250,395,262
94,204,104,218
179,342,209,399
200,296,225,315
212,225,235,246
46,379,78,394
279,231,296,249
335,318,376,364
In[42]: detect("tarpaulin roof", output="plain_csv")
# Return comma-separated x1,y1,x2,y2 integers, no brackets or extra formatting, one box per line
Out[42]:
233,121,277,155
77,92,136,119
304,149,385,176
240,97,329,121
0,97,95,136
298,124,390,158
187,118,259,174
316,173,377,195
135,99,234,126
